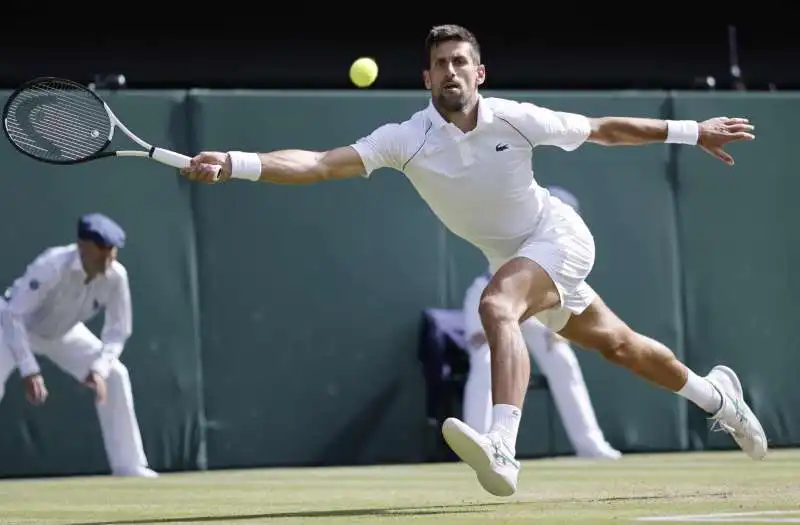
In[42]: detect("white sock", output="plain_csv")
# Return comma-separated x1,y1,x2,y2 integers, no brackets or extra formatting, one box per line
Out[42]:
489,404,521,455
677,370,723,414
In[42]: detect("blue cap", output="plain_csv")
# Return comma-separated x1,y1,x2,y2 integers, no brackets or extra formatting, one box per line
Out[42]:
77,213,126,248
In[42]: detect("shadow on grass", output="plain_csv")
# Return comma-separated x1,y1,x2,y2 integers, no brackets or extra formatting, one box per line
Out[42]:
69,502,506,524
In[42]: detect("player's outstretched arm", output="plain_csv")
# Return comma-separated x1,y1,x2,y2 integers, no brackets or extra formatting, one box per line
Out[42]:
180,146,367,184
587,116,755,165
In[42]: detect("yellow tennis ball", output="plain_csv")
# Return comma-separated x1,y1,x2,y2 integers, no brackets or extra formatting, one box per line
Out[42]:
350,57,378,88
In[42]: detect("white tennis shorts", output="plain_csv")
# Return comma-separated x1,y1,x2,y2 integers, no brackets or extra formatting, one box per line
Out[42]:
485,204,597,332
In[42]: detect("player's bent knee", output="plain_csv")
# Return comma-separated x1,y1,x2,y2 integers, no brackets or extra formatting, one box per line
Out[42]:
478,292,519,328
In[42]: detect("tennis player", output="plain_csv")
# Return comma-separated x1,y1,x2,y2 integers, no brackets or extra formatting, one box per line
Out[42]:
180,24,765,497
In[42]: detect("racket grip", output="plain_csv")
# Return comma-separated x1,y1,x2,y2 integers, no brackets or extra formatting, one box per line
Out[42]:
150,147,221,181
150,147,191,168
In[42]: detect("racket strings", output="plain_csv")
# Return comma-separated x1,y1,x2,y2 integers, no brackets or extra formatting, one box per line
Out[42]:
4,79,112,162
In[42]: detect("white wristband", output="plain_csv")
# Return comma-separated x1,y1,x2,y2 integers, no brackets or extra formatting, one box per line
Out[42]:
665,120,699,145
227,151,262,181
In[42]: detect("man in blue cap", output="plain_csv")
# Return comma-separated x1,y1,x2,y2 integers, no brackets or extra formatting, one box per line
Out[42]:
0,213,156,478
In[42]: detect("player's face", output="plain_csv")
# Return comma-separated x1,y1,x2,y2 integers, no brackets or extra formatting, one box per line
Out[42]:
78,239,117,278
424,40,485,112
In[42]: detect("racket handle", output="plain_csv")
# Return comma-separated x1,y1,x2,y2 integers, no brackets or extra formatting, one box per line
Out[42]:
150,147,221,181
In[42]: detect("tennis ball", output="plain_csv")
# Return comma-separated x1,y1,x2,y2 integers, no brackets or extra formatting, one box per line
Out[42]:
349,57,378,88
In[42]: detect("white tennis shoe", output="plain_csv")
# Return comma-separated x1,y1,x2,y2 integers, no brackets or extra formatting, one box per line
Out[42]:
706,365,768,460
442,417,520,497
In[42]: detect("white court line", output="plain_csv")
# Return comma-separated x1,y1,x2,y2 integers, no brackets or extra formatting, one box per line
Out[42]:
635,510,800,523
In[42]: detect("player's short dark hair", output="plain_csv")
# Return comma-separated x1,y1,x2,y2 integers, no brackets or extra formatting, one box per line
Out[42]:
424,24,481,67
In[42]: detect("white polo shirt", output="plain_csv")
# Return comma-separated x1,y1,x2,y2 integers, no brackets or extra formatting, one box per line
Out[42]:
350,95,591,258
0,244,132,377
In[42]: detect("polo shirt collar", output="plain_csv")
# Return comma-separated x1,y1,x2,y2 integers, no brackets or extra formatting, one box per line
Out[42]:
425,94,494,131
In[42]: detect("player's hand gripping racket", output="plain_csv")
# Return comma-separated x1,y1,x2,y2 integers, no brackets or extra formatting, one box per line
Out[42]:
2,77,219,179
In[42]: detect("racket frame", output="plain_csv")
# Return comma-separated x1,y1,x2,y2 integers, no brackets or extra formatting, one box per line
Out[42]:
2,76,202,172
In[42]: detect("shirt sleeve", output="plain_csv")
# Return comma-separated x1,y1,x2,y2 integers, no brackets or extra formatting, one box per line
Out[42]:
510,101,591,151
350,123,406,178
92,267,133,378
0,253,60,377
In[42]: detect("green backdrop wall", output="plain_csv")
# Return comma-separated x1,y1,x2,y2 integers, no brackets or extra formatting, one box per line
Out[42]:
0,89,795,476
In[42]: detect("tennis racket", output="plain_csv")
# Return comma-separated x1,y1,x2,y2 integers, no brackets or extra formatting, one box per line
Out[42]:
2,76,219,179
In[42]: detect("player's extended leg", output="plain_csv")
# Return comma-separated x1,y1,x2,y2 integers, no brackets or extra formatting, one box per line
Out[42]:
482,257,557,410
442,257,560,497
557,294,767,460
522,321,620,459
36,324,156,477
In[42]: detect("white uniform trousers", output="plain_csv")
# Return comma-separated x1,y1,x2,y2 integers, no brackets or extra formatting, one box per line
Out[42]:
0,322,149,472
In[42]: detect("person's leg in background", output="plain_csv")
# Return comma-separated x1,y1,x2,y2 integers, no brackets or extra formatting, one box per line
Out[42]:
521,318,620,459
0,334,20,405
35,324,156,477
462,342,492,434
460,272,493,434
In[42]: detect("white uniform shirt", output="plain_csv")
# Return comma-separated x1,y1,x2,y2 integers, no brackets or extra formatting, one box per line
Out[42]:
0,244,132,377
351,95,591,259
